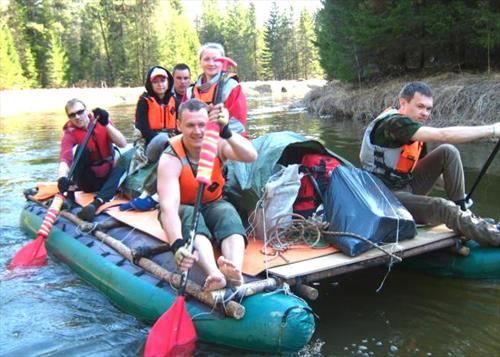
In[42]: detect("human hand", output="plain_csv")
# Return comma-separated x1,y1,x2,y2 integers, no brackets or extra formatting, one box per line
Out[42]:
57,176,71,193
171,238,198,271
92,108,109,126
209,104,232,139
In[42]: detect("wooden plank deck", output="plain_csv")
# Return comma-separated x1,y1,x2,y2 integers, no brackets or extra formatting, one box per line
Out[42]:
268,225,459,284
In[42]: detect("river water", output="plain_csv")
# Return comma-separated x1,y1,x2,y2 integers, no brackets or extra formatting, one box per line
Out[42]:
1,94,499,356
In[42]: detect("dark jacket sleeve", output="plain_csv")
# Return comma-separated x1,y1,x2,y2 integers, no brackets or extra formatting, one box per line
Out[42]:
135,96,158,146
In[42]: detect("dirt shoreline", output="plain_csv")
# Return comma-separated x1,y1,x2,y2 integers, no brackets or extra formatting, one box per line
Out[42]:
303,72,499,127
0,80,325,117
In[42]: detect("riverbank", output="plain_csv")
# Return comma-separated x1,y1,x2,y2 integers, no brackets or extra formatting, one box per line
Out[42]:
303,72,499,126
0,80,325,117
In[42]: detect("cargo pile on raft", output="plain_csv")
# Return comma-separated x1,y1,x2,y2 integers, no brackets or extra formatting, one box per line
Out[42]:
15,131,500,354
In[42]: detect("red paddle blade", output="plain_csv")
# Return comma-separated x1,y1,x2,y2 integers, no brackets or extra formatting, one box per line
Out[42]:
9,235,48,268
9,194,64,269
144,296,196,357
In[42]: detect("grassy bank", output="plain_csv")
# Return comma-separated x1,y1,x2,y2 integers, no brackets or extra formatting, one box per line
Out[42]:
304,72,499,127
0,80,325,117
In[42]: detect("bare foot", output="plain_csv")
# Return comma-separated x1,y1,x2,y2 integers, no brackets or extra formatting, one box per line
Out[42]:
217,256,244,287
203,273,226,292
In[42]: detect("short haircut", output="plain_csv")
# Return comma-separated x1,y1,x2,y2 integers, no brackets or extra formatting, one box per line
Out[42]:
178,98,208,120
399,81,433,101
198,42,225,59
65,98,86,114
172,63,191,74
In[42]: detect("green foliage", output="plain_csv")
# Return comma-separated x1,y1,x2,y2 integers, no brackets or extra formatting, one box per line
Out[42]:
298,9,323,79
46,31,68,88
158,1,199,77
198,0,224,45
0,18,30,89
316,0,500,83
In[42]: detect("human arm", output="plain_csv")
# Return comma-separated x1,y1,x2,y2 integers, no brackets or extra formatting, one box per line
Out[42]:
223,81,248,136
208,104,257,163
157,153,197,270
58,129,77,178
91,108,127,148
412,123,499,144
57,130,77,191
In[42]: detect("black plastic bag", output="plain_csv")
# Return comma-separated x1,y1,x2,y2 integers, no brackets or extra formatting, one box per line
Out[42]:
323,166,417,257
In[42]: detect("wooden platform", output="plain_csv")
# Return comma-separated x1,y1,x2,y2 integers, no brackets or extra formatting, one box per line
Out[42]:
268,225,458,284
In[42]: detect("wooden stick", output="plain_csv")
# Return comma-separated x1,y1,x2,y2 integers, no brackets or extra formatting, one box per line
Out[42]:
58,210,246,319
294,283,319,301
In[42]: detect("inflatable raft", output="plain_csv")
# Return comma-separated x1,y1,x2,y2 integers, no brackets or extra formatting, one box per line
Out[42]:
20,194,315,354
402,240,500,279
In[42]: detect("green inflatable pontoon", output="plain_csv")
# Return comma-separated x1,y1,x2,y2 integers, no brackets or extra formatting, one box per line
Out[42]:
20,199,315,354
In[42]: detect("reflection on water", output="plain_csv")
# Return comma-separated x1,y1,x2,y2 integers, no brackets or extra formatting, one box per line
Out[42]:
0,95,499,356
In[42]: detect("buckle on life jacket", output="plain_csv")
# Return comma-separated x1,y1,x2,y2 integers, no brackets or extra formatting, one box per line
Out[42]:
207,182,219,193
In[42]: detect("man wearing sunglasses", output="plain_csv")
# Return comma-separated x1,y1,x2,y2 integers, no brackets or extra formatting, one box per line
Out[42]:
58,98,127,221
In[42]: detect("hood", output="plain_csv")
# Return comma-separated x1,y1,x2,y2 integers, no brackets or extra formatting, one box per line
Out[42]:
144,65,174,102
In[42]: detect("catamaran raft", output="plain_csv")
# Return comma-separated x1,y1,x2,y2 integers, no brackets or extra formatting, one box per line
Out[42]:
18,132,500,354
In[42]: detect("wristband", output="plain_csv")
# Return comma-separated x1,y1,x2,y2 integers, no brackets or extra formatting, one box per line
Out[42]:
493,125,496,138
220,125,233,139
170,237,187,253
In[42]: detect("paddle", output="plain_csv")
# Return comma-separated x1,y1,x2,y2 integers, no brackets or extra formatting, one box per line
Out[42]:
9,117,98,269
465,139,500,203
144,57,237,357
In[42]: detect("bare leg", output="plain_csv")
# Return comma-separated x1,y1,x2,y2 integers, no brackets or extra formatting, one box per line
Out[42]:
193,234,226,291
219,234,245,286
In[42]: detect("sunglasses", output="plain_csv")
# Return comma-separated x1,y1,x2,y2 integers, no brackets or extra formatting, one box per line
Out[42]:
68,109,86,119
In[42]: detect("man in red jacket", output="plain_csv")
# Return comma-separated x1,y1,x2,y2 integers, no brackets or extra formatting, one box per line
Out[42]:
57,98,127,221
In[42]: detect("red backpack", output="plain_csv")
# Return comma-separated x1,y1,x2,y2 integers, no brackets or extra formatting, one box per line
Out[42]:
293,153,341,217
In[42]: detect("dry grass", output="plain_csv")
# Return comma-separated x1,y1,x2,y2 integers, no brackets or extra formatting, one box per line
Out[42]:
304,72,500,126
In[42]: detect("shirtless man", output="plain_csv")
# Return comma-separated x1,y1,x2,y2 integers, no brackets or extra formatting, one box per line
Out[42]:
157,98,257,290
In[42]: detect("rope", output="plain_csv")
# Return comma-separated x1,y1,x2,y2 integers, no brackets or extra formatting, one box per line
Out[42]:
364,174,404,292
258,212,402,263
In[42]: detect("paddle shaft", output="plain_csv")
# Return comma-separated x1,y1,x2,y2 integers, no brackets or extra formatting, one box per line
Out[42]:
213,57,237,107
465,139,500,202
9,115,99,268
66,118,98,183
178,183,205,296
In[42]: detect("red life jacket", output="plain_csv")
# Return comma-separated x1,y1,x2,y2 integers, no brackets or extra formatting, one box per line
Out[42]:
169,135,224,205
70,121,114,177
143,96,177,132
293,153,341,218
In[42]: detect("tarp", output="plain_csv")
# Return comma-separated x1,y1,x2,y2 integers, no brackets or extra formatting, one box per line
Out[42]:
225,131,351,217
323,166,417,256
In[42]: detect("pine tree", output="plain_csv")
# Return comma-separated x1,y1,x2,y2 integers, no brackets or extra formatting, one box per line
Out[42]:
297,9,322,79
198,0,224,45
163,4,200,75
4,1,38,87
0,18,30,89
262,2,280,80
46,29,68,88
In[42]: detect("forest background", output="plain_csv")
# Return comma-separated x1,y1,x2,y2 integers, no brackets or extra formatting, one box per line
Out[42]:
0,0,498,90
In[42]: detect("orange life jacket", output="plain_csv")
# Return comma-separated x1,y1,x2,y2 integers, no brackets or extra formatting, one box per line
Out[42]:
395,141,423,174
144,96,177,131
191,73,238,104
169,135,224,204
